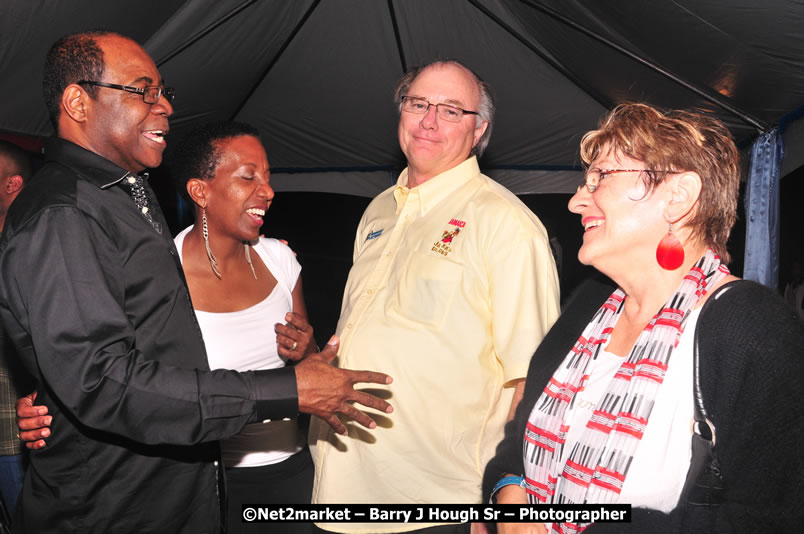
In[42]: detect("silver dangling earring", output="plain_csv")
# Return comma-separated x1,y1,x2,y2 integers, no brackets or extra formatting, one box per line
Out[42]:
202,208,221,278
244,243,257,280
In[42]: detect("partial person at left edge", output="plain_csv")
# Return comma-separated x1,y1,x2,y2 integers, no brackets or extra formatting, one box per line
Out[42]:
0,30,392,534
0,140,33,525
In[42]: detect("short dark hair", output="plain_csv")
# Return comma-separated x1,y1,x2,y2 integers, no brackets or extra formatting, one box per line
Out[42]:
43,30,114,131
172,121,262,201
393,59,495,158
0,140,32,182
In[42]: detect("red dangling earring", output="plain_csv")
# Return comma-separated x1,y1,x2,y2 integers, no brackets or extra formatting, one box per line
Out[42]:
656,224,684,270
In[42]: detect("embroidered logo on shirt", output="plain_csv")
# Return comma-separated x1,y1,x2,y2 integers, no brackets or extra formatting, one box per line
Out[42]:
432,219,465,256
366,229,383,241
440,227,460,244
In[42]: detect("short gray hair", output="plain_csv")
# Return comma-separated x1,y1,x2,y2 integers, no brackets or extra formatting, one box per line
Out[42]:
393,60,495,158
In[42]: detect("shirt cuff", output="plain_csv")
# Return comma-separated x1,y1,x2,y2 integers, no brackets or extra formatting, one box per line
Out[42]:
250,367,298,421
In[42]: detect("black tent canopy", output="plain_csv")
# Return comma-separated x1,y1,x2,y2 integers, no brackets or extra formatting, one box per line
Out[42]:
2,0,803,333
2,0,802,196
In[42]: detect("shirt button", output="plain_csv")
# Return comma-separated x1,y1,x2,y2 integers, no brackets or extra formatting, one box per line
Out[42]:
346,323,353,329
213,460,219,467
367,289,373,295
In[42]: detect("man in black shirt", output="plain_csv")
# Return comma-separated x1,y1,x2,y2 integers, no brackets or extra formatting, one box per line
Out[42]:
0,31,391,533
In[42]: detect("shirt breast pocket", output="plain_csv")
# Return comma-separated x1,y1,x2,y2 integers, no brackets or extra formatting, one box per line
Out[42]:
393,252,463,329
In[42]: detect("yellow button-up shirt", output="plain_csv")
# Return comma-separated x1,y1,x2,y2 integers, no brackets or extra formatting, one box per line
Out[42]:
310,157,559,532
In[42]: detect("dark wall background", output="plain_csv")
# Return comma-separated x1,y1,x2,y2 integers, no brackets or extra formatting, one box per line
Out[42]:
779,165,804,293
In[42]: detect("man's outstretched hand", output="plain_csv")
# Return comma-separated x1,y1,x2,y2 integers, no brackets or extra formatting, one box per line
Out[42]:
17,336,393,446
294,336,392,435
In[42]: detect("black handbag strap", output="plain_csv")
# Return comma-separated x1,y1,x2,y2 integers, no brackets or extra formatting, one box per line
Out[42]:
684,279,742,508
692,280,742,442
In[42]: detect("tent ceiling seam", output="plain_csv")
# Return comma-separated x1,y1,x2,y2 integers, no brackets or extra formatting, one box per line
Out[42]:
518,0,767,133
387,0,407,73
230,0,322,120
466,0,613,111
154,0,258,66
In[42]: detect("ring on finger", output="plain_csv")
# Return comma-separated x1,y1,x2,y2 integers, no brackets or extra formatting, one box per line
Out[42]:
291,341,298,350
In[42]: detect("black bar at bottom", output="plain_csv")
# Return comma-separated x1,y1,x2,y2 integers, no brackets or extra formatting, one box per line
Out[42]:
240,504,632,523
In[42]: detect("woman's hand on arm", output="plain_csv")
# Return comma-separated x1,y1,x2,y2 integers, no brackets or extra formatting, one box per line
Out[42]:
275,311,316,361
275,277,316,361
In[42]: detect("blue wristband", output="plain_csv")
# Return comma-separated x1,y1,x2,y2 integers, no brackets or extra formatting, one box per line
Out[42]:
490,475,525,502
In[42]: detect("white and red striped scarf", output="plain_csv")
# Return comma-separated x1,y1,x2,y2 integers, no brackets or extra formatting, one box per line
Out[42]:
523,250,728,533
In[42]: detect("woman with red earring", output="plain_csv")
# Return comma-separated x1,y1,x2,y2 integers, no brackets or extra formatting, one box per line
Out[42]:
484,103,804,533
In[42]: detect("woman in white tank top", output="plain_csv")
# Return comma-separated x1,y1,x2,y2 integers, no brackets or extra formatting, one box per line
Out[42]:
173,122,317,534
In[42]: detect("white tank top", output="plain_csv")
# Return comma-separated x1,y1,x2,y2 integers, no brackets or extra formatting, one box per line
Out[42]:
175,226,303,468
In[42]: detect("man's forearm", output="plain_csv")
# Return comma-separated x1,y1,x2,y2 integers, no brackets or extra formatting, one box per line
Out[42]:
507,378,526,421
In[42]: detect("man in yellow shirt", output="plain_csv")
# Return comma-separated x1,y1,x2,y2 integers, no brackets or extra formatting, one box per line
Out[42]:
310,60,560,533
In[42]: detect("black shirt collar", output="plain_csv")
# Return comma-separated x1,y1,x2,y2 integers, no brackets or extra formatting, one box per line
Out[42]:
44,137,148,189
